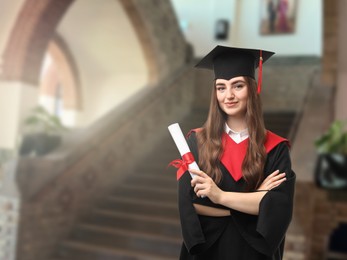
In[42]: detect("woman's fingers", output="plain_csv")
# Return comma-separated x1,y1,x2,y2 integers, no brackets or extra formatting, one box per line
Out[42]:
269,172,286,182
264,171,285,183
190,170,216,198
263,170,280,182
190,169,209,186
258,170,287,191
268,178,286,190
194,183,206,194
191,176,205,186
272,178,286,188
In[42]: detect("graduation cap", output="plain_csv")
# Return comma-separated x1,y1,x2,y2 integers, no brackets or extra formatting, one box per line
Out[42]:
195,45,275,93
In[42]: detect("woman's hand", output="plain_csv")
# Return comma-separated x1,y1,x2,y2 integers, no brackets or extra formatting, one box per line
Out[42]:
190,169,223,203
257,170,286,191
189,169,286,215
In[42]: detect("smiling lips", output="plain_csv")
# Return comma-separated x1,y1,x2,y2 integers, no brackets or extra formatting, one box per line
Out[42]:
225,102,238,107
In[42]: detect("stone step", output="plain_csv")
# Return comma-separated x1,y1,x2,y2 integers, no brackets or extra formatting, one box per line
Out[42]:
135,146,182,163
95,196,179,219
283,251,305,260
284,233,307,259
67,224,181,257
264,112,295,120
125,167,177,179
81,208,181,238
134,154,185,172
134,158,177,167
285,233,306,243
133,171,177,182
325,251,347,260
122,173,177,188
115,177,177,193
264,112,295,118
56,240,178,260
110,184,177,203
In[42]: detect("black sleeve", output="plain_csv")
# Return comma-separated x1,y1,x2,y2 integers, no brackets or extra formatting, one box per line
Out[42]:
178,132,230,254
178,132,206,253
231,142,296,256
257,142,296,254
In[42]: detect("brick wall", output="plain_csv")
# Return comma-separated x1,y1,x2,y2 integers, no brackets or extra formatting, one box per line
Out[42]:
277,182,347,260
309,189,347,259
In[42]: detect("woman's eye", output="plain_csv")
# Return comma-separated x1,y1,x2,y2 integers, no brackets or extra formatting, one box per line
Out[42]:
216,86,225,91
234,84,244,90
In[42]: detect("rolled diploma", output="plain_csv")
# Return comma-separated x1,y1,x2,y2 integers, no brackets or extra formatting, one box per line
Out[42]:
168,123,199,178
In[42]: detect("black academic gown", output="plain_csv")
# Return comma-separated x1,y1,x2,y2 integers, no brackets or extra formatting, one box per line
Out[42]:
178,131,296,260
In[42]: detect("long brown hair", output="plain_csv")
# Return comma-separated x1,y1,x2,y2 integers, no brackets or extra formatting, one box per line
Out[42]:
196,77,267,190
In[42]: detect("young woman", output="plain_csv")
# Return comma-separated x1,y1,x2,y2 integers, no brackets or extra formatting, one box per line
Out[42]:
175,46,296,260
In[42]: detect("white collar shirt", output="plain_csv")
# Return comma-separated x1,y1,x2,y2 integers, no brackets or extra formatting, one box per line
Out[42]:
225,123,249,144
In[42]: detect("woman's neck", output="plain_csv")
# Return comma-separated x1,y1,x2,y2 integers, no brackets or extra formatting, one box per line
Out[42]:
226,117,247,132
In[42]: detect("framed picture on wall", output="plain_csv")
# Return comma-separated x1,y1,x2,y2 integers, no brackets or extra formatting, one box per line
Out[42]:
260,0,298,35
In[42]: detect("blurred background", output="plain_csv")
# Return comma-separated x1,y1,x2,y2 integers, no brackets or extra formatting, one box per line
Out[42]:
0,0,346,259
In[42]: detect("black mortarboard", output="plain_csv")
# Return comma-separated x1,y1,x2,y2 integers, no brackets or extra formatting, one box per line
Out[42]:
195,45,275,93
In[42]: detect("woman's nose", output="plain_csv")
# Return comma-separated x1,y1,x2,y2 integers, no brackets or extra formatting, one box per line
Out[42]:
226,87,235,99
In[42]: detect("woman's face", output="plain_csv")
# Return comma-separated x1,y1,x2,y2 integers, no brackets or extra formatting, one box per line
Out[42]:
215,76,249,119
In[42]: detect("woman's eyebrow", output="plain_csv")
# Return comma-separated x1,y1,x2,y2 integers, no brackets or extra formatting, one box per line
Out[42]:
215,80,246,87
231,80,246,85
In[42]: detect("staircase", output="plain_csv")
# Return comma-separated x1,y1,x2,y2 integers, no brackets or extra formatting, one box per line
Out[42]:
264,111,297,141
51,108,297,260
51,109,207,260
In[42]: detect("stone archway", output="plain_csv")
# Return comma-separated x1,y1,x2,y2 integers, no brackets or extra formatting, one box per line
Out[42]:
1,0,162,86
38,34,82,126
119,0,159,84
46,34,82,111
2,0,75,85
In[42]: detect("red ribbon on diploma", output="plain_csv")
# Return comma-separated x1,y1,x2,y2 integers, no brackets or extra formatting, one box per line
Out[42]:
169,152,195,180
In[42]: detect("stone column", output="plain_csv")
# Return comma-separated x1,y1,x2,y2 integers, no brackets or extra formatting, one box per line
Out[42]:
335,0,347,121
0,81,37,260
0,160,20,260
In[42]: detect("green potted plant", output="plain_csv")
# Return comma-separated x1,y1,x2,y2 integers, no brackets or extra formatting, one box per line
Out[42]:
314,120,347,189
19,106,67,156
